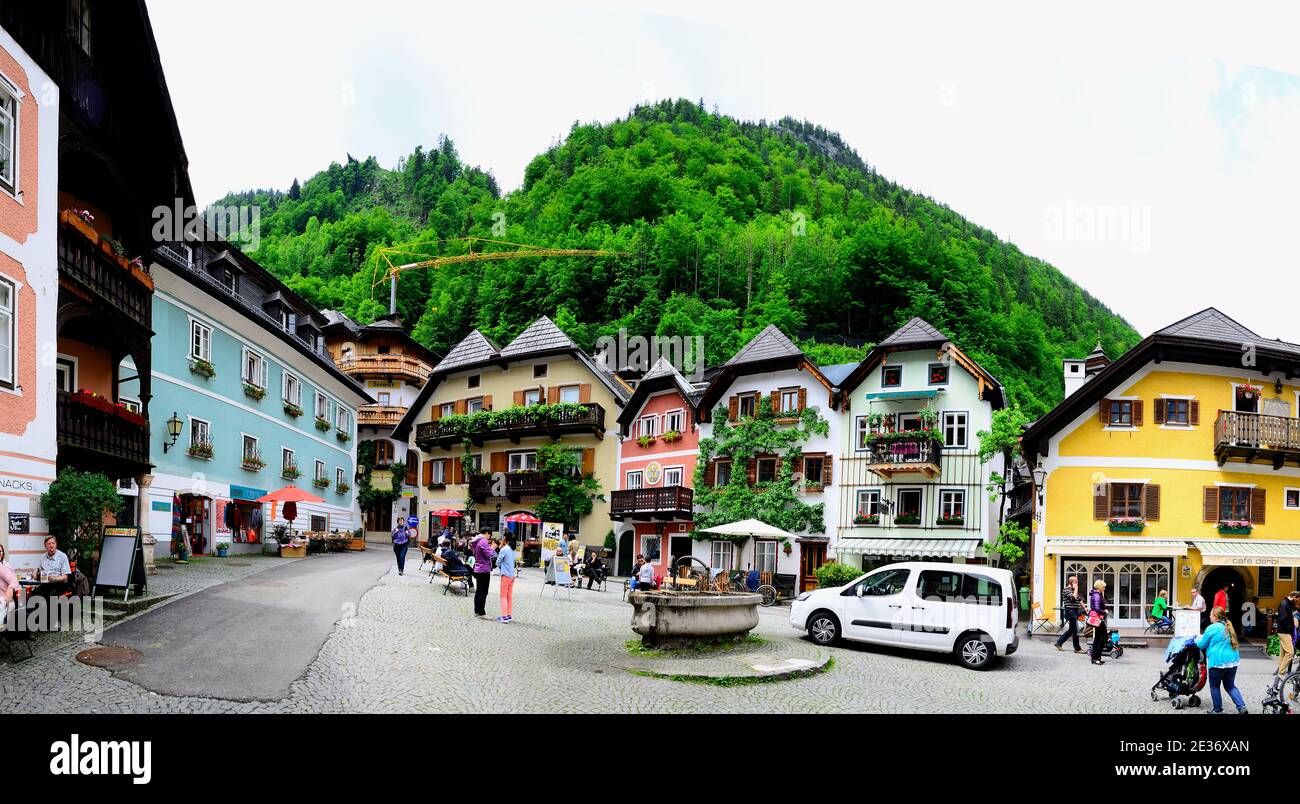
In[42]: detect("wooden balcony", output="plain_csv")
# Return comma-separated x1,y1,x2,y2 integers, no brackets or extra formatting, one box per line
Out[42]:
337,353,432,384
1215,410,1300,469
609,486,694,521
865,436,942,478
415,403,606,451
56,391,150,477
57,219,153,333
357,404,407,428
468,471,548,502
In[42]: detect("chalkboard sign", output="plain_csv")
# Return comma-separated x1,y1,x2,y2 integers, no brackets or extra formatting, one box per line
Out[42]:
7,512,28,534
94,526,147,601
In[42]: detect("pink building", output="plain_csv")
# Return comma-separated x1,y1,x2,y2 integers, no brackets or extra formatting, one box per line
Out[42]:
611,358,702,581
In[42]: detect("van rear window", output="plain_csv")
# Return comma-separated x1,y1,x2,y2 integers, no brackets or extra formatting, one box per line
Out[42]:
961,574,1003,606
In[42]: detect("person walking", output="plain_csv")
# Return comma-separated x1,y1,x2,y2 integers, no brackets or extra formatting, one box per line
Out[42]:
1274,591,1300,684
1088,579,1109,665
391,521,411,576
1214,585,1229,613
495,535,517,623
471,527,496,618
1055,574,1083,653
1197,605,1248,714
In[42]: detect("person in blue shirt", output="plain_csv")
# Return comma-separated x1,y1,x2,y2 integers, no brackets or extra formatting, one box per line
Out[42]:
391,522,410,576
495,534,517,623
1196,605,1248,714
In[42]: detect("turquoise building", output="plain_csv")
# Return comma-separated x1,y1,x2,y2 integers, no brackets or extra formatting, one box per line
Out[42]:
122,241,372,558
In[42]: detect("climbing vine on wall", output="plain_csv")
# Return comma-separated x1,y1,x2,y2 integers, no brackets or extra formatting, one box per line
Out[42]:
355,440,405,515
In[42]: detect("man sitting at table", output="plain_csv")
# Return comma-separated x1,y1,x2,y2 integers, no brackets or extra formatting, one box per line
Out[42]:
32,536,72,598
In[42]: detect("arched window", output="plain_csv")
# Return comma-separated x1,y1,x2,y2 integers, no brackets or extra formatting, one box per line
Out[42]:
374,439,395,466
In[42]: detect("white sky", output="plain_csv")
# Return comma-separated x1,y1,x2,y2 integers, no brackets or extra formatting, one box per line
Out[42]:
148,0,1300,341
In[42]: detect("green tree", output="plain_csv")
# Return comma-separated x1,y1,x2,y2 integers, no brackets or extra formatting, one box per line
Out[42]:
533,443,604,529
977,405,1031,563
39,470,123,573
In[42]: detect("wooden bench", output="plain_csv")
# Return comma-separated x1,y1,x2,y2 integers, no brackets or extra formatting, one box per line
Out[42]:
437,570,471,596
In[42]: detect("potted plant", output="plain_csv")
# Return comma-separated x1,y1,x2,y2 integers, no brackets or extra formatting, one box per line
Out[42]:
1218,520,1252,535
1236,385,1261,402
216,542,230,558
189,358,216,379
853,513,880,525
315,417,331,432
283,401,304,418
187,441,213,460
1108,517,1145,533
243,382,266,401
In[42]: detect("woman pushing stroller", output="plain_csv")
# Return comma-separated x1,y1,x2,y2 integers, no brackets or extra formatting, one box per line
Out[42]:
1196,605,1248,714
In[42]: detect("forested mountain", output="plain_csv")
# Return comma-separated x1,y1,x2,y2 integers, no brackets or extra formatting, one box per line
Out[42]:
213,99,1139,416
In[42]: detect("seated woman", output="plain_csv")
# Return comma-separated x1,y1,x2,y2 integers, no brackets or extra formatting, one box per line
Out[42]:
1151,589,1173,630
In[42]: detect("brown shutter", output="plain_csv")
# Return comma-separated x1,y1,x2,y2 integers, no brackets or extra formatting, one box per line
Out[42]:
745,457,757,484
1093,483,1110,520
483,394,493,411
454,398,467,415
1099,399,1111,424
793,454,806,480
548,386,560,404
1203,487,1219,522
770,390,781,414
429,404,442,421
703,460,717,486
578,384,591,403
1132,400,1144,427
1251,488,1266,524
490,452,507,474
405,458,419,486
1144,484,1160,521
797,387,807,411
452,457,464,485
822,454,833,485
728,396,738,422
581,448,595,476
1153,399,1166,424
422,460,433,486
1189,400,1200,426
513,390,524,407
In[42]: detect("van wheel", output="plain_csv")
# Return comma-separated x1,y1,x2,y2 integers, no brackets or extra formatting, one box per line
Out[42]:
956,634,994,670
807,611,840,646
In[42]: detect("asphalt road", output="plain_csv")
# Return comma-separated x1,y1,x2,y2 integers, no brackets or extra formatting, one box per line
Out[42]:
100,548,391,700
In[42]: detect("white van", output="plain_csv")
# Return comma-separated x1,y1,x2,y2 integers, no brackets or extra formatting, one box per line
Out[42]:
789,561,1019,670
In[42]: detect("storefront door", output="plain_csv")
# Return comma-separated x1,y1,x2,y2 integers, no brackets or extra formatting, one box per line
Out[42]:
1061,557,1170,628
180,495,210,555
800,542,827,592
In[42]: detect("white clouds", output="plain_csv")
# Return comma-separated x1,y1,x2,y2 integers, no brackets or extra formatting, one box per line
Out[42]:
147,0,1300,341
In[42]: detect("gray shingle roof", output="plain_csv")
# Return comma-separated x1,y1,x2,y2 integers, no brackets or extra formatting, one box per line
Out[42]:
1156,307,1300,358
878,317,948,348
500,316,577,358
725,324,803,366
818,362,858,387
435,329,500,373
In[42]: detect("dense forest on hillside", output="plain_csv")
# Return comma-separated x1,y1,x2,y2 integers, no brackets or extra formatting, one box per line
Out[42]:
214,99,1138,416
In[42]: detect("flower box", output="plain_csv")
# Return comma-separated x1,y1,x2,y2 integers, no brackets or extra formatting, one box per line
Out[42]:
1217,522,1252,535
187,443,213,460
636,434,657,448
1108,518,1145,533
661,430,682,444
314,418,331,432
281,467,301,480
190,359,216,379
69,390,146,427
243,383,266,401
280,544,307,559
61,209,98,244
335,430,351,442
853,514,880,525
241,457,265,472
894,513,922,526
936,515,965,527
283,402,303,418
312,477,330,489
335,482,351,494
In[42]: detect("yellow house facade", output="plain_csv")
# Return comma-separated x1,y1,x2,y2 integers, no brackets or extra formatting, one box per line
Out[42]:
1023,309,1300,629
392,317,629,562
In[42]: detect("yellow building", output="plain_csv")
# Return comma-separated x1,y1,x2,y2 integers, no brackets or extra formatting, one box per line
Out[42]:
392,317,630,560
1023,308,1300,630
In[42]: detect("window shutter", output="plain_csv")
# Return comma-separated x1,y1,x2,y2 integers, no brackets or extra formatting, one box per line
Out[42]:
1189,400,1200,426
1144,484,1160,521
769,391,781,414
260,358,268,390
1132,400,1144,427
793,454,806,480
429,403,442,421
728,396,738,422
483,394,493,410
745,457,757,485
513,390,524,407
1251,488,1266,524
452,457,464,485
422,460,432,486
1153,399,1166,424
490,452,507,474
581,448,595,476
1203,487,1219,522
704,460,717,486
798,387,807,411
454,398,467,415
405,458,419,486
1093,483,1110,520
822,454,833,485
578,384,591,403
1099,399,1111,424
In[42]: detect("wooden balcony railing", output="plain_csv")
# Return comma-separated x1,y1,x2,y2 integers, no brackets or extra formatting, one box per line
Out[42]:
56,391,149,472
357,404,408,427
866,436,943,478
468,471,548,501
58,221,152,332
416,402,606,449
337,354,432,381
1215,410,1300,467
609,486,694,521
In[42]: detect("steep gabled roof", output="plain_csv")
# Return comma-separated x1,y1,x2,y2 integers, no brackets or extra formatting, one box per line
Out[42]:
838,316,1004,407
500,316,577,358
435,330,501,373
616,357,700,432
726,324,803,366
877,316,948,348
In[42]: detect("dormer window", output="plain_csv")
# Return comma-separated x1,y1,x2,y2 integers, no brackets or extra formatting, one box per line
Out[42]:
882,366,902,388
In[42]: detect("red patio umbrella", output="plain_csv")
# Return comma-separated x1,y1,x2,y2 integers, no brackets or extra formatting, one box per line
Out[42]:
255,485,325,531
430,508,465,527
504,513,541,524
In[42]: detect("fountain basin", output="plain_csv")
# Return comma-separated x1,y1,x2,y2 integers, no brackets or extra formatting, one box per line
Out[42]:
628,590,762,648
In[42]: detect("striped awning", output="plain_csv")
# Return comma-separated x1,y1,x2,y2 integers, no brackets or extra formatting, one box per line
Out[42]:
835,538,983,559
1044,538,1188,558
1190,540,1300,566
865,389,940,401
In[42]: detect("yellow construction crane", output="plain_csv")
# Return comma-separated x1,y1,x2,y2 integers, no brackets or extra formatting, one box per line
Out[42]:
370,237,629,313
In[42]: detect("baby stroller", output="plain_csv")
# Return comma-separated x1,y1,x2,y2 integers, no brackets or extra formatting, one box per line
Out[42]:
1086,629,1125,660
1151,637,1206,709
